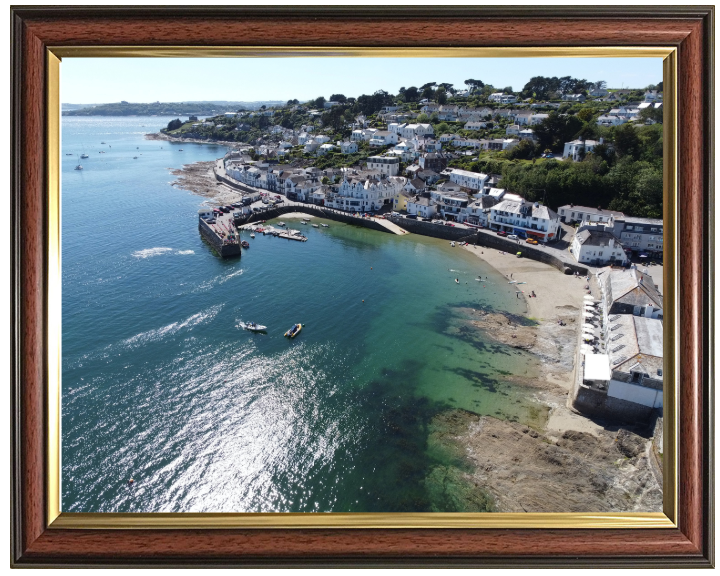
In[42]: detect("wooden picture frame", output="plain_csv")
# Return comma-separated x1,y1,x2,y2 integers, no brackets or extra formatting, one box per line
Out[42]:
10,6,714,567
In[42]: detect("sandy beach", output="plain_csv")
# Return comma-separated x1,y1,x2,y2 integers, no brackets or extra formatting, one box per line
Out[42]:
461,243,587,322
462,243,605,437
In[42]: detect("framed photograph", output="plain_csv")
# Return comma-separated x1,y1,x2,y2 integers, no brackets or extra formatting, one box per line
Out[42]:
11,6,713,567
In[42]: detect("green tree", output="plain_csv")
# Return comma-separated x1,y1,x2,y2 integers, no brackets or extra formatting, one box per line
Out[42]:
464,78,485,93
613,123,641,159
576,108,595,122
166,118,183,131
330,94,347,103
533,112,584,153
506,139,537,160
437,87,448,105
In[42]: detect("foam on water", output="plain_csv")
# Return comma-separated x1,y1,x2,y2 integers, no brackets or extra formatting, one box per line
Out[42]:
132,247,173,259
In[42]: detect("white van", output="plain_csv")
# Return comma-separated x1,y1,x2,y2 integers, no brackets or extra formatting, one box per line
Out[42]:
508,234,520,241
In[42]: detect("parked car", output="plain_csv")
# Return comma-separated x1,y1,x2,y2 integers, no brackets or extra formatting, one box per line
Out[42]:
406,214,417,219
391,212,400,217
507,234,519,240
496,230,507,236
526,238,539,245
445,222,455,227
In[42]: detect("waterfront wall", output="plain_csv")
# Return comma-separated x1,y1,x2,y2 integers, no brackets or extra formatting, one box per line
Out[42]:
198,218,241,258
214,169,259,194
385,217,477,241
572,385,657,424
240,205,391,235
386,217,589,275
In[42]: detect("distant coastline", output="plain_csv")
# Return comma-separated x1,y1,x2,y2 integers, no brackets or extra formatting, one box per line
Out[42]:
62,100,285,117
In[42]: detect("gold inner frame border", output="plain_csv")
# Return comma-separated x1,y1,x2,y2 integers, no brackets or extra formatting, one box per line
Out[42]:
46,45,677,530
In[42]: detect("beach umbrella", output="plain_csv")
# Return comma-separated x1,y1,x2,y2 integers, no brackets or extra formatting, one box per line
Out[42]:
583,311,595,318
584,295,595,301
582,323,595,330
582,335,595,342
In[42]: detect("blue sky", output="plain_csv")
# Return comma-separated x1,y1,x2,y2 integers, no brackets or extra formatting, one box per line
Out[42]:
61,57,663,104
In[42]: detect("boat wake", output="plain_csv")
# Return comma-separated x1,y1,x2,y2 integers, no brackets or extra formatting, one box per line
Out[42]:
120,304,223,349
133,247,196,258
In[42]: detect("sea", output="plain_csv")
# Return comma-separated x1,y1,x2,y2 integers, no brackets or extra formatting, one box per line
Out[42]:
61,116,546,513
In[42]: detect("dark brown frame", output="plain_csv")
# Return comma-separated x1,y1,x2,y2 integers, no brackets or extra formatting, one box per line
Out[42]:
11,6,714,567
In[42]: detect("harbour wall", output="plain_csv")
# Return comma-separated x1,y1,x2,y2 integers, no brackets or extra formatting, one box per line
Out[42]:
237,206,588,276
386,217,589,275
199,218,241,258
238,205,391,235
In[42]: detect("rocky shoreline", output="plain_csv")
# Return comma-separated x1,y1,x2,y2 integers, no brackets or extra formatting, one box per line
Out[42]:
432,306,662,512
146,132,240,147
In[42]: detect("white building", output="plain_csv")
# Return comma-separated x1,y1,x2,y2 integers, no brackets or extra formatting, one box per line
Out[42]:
489,93,518,104
558,204,624,225
489,198,560,242
351,128,377,142
406,196,436,219
337,140,358,154
368,131,398,147
596,114,626,127
575,311,663,422
317,143,336,156
464,120,489,131
447,169,489,191
571,229,628,266
398,123,434,139
325,172,406,213
529,113,549,126
366,156,400,176
562,139,600,161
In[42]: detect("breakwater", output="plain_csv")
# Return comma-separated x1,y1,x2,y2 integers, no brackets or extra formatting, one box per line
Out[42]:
198,217,241,258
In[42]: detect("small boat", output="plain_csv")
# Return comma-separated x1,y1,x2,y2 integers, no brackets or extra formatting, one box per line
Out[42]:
312,224,319,228
250,233,255,238
321,224,329,228
240,322,267,332
101,141,106,144
133,156,138,159
178,149,184,151
284,323,302,338
80,153,89,159
65,153,73,156
450,242,455,247
277,222,286,227
241,241,250,248
74,164,82,170
300,221,308,225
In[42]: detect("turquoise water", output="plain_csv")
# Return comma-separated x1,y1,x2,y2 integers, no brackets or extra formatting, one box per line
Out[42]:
61,117,543,513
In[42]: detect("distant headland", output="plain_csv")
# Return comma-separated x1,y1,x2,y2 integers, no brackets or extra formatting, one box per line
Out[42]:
62,100,285,117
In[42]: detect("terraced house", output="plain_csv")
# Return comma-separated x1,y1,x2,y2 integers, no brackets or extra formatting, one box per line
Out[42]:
489,198,560,242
